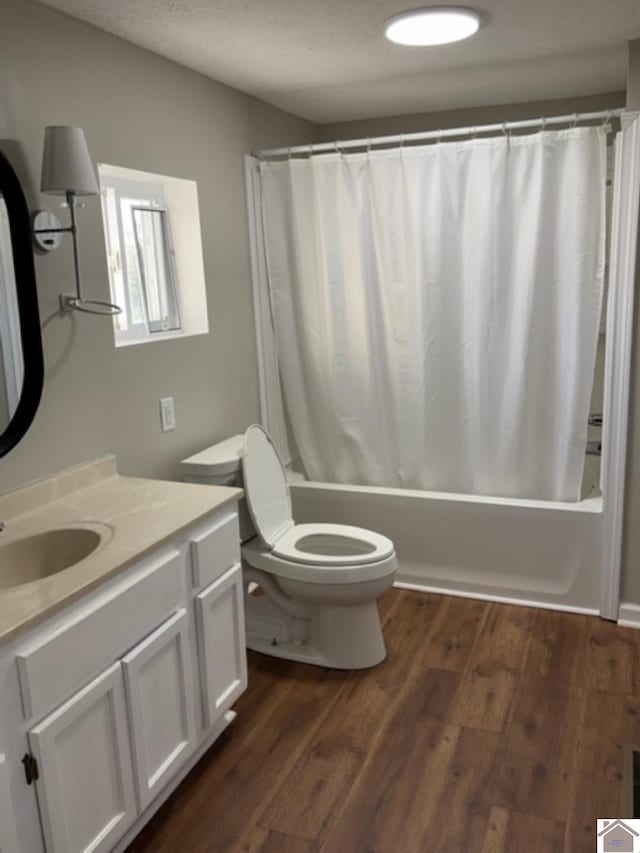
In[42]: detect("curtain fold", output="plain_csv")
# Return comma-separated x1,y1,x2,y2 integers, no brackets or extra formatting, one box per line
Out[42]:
259,127,606,501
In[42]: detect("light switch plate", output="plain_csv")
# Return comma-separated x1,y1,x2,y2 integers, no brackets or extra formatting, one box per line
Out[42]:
159,396,176,432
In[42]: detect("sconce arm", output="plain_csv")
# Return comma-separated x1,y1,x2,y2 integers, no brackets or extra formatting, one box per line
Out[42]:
31,193,121,316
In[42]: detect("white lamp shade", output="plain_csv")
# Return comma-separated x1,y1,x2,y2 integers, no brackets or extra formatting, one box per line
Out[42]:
40,126,99,196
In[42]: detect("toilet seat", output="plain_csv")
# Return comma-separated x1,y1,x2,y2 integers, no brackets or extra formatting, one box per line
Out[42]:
242,534,397,584
242,425,395,573
272,523,393,565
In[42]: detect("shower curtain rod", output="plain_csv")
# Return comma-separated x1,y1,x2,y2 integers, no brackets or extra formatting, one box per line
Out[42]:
254,108,627,159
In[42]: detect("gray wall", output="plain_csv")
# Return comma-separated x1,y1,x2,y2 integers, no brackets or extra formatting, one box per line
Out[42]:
320,91,625,141
0,0,316,492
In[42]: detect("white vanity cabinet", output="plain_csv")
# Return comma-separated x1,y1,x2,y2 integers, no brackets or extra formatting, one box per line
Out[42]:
0,503,246,853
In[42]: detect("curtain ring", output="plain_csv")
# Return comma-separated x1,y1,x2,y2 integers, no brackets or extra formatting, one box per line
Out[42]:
501,122,510,137
287,146,292,161
540,117,547,132
334,140,341,156
366,137,372,155
400,133,405,148
571,113,578,128
437,128,443,145
471,126,478,139
307,143,313,158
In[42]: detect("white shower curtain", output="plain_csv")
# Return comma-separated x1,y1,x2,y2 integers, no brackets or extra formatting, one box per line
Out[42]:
259,127,606,501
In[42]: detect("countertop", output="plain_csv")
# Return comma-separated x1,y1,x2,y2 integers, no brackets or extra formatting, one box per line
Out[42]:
0,455,242,645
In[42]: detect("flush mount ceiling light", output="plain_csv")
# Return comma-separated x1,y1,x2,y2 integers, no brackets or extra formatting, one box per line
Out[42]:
384,6,481,46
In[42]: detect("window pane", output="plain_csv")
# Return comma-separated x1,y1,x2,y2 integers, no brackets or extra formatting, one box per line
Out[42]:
120,198,151,326
131,207,181,333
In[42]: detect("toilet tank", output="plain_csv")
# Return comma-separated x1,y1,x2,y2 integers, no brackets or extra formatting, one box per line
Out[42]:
179,435,255,542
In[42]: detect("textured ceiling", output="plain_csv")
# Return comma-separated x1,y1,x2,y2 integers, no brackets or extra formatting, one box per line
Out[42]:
37,0,640,123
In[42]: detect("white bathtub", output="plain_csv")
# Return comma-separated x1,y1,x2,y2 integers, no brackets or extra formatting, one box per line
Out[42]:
290,480,603,615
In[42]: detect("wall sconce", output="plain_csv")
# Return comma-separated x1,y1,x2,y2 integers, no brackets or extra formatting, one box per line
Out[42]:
32,126,121,316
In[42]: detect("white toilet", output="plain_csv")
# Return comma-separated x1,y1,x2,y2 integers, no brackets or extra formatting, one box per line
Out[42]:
181,425,397,669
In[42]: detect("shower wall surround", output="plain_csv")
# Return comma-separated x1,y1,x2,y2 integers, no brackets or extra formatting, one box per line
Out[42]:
620,43,640,607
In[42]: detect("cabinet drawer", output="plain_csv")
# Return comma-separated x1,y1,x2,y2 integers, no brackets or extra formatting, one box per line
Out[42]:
17,548,185,721
190,512,240,591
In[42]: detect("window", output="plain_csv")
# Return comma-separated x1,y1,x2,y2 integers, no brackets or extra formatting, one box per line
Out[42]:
98,164,208,347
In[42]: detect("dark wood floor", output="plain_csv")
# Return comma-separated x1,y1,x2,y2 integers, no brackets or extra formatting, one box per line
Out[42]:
127,589,640,852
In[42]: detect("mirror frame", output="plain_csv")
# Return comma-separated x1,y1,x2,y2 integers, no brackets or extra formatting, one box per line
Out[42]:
0,149,44,458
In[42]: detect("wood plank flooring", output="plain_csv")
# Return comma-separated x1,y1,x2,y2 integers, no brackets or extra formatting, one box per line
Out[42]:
127,590,640,852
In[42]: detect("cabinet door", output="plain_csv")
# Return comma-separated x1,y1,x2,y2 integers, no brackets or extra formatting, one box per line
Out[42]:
195,563,247,729
122,609,196,811
29,664,136,853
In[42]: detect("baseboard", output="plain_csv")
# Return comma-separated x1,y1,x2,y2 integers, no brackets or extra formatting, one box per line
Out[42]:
618,603,640,628
392,579,600,617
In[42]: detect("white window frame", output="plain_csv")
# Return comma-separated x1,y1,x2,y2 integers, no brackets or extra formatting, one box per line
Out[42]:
100,175,181,345
98,163,209,349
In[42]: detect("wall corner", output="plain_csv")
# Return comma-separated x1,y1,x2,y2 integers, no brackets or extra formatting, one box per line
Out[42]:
627,40,640,110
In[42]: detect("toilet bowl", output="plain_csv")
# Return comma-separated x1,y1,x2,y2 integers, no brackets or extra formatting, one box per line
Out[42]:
180,427,398,669
240,425,397,669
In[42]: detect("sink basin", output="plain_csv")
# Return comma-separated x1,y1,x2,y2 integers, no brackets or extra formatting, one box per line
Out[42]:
0,527,105,590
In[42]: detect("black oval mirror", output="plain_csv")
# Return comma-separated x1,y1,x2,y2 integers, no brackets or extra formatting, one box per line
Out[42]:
0,150,44,457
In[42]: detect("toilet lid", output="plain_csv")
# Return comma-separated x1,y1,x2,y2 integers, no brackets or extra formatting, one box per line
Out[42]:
242,424,293,548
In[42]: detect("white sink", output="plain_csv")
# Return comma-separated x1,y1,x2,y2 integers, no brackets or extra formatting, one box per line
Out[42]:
0,526,107,590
